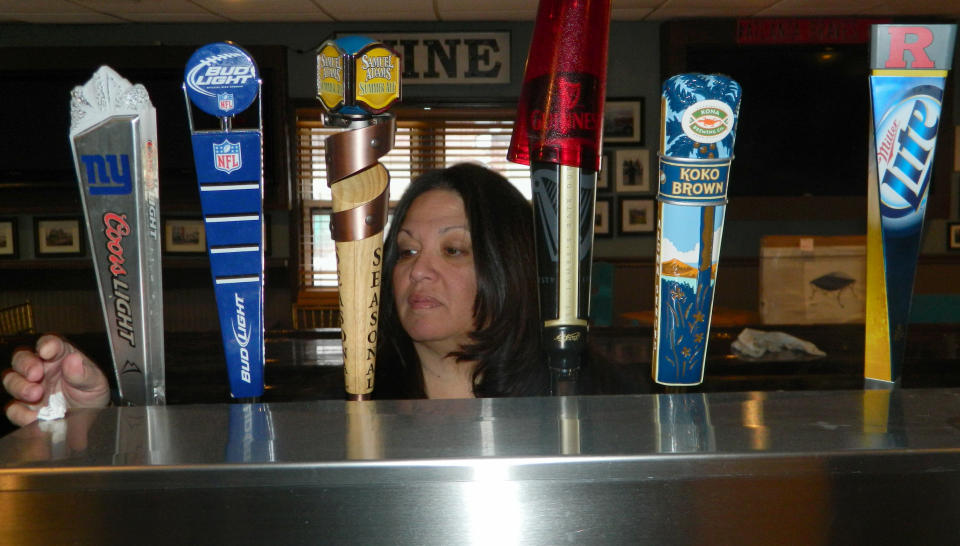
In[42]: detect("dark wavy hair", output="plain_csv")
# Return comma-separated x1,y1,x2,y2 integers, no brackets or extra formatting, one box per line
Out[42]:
375,163,547,398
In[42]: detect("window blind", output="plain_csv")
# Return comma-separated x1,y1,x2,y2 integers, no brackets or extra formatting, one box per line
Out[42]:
296,106,529,291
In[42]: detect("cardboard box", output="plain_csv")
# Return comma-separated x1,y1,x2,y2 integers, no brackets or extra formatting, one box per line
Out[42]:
760,235,866,325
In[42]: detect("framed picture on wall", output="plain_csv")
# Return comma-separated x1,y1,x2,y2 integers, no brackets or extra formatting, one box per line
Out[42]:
619,198,655,235
163,217,206,254
949,222,960,250
263,213,271,256
0,218,17,258
613,148,652,194
603,98,644,144
597,151,612,191
35,217,83,256
595,197,613,237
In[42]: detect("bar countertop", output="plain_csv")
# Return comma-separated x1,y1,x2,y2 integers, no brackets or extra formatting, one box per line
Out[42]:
2,388,960,544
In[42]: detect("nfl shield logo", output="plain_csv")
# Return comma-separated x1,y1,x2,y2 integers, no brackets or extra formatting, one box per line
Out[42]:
218,93,235,112
213,140,242,174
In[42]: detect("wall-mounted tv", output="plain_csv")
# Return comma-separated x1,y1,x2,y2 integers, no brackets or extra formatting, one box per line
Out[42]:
0,46,288,208
684,43,870,197
0,68,196,183
658,19,902,198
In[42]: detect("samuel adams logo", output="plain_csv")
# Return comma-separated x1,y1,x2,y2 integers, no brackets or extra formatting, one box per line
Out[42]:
213,139,242,174
681,99,734,144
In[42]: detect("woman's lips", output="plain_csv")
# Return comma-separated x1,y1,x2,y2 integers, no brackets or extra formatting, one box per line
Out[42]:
408,294,440,309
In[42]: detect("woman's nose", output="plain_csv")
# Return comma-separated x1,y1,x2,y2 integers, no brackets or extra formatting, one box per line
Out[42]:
408,252,437,282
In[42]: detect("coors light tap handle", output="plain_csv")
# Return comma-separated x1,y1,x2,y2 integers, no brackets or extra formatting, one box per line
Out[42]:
316,36,400,400
69,66,166,406
508,0,611,396
865,24,956,387
652,74,741,387
183,42,266,401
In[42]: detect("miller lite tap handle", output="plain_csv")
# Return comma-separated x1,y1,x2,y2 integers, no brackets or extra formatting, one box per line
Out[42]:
865,24,956,385
316,36,400,399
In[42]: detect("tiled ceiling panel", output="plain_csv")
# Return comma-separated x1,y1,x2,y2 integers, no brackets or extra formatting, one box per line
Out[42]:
321,0,435,21
192,0,333,21
0,0,955,23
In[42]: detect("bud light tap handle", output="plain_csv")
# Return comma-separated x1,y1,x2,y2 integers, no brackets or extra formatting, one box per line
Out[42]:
183,42,266,401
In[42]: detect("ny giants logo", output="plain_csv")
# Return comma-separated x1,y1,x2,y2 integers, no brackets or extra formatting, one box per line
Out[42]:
103,213,136,347
81,154,132,195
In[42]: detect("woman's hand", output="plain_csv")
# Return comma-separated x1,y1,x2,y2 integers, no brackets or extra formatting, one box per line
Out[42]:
3,335,110,426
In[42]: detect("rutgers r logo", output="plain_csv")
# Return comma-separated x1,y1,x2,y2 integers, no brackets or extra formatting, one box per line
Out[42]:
885,27,935,69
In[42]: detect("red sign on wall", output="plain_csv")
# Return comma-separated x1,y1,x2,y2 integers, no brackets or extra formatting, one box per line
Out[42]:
737,18,891,45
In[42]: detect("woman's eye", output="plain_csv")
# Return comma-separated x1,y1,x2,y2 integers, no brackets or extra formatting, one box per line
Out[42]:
398,247,418,259
444,246,468,257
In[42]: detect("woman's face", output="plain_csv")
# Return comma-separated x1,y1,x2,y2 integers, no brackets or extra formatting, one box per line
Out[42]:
392,189,478,351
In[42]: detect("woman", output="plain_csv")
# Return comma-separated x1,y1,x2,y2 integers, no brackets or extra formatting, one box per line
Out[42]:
3,163,546,426
376,163,546,399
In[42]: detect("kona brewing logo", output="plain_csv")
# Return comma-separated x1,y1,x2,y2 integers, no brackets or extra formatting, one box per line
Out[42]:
876,93,940,222
213,139,242,174
682,100,734,143
231,293,253,384
103,213,136,347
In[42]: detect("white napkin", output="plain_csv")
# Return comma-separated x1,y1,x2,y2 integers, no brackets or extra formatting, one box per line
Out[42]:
37,391,67,421
731,328,826,359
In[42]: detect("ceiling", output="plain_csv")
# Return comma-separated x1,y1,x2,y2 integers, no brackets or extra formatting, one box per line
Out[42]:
0,0,957,24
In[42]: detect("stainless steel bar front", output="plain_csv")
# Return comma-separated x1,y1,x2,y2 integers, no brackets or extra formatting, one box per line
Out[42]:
2,389,960,544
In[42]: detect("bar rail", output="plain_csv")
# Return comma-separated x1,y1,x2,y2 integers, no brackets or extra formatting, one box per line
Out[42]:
2,389,960,544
